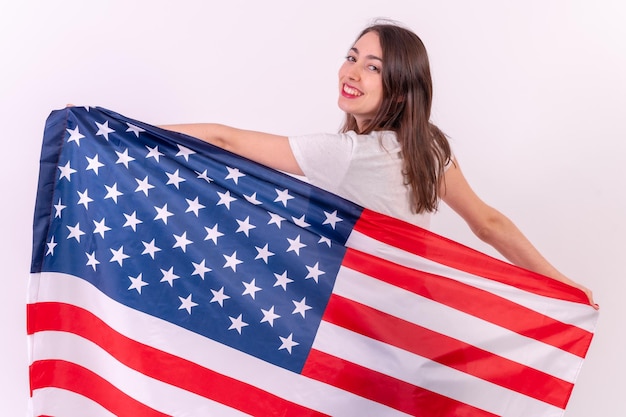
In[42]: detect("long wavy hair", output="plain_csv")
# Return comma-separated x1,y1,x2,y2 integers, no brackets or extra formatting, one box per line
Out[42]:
340,22,452,214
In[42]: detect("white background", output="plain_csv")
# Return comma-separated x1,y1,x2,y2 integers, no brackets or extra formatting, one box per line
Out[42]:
1,0,624,415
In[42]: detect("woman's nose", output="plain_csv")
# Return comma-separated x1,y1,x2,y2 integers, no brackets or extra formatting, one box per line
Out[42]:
346,65,360,81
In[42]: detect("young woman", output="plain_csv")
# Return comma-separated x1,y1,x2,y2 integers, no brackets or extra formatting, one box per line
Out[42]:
162,22,596,307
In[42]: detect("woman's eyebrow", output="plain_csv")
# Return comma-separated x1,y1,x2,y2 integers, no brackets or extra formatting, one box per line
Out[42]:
350,47,383,62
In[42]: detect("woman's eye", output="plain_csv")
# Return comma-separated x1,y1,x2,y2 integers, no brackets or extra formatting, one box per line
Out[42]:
368,65,380,73
345,55,356,62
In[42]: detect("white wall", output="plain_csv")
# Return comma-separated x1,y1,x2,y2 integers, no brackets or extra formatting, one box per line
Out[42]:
1,0,624,415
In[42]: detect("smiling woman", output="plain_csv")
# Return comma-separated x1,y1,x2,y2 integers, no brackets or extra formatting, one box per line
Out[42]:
161,20,596,307
3,0,624,415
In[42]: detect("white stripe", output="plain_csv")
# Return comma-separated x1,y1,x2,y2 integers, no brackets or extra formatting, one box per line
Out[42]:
30,387,117,417
29,272,409,417
31,331,251,417
347,230,598,332
334,266,584,383
314,321,564,417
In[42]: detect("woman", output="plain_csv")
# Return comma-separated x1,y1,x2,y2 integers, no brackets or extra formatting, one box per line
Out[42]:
162,22,596,307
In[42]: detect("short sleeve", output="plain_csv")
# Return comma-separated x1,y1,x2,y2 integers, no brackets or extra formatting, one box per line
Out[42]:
288,132,356,194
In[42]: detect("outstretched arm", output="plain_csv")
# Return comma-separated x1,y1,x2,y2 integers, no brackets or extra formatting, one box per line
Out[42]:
441,159,597,308
160,123,304,176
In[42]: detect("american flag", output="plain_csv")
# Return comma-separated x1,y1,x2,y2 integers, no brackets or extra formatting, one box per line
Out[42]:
29,106,598,417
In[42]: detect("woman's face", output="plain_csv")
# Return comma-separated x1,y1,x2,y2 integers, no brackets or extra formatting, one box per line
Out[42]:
338,31,384,130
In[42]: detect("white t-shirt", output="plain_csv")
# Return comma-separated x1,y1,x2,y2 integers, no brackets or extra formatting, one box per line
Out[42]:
288,130,432,229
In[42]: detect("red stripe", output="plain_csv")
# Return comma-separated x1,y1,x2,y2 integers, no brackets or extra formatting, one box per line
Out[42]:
302,349,499,417
354,208,590,304
28,302,330,417
342,248,593,358
30,359,170,417
323,293,574,409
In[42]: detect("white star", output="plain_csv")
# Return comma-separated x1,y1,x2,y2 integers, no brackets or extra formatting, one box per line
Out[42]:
66,126,85,146
86,251,100,271
225,166,245,184
58,161,77,181
192,259,212,280
318,236,332,247
178,294,198,314
254,244,274,264
278,333,299,354
160,267,180,287
236,216,256,237
260,306,281,327
142,239,161,259
228,314,248,334
176,144,195,161
292,297,312,318
109,246,129,266
244,192,262,205
93,218,111,238
95,120,115,140
242,279,262,299
185,197,205,216
145,145,164,162
273,271,293,291
104,183,123,203
126,123,145,137
135,176,154,196
323,210,343,229
172,231,193,252
223,251,243,272
204,224,224,244
77,189,93,209
45,236,57,256
267,212,285,228
154,204,173,224
85,154,104,175
196,169,213,183
128,273,149,294
305,262,325,283
292,215,310,228
53,199,66,218
216,190,236,209
274,188,294,207
115,148,135,168
123,211,142,231
210,287,230,307
66,223,85,242
286,235,306,255
166,169,186,189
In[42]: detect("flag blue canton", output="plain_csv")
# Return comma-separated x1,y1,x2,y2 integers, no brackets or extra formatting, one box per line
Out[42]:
32,107,363,373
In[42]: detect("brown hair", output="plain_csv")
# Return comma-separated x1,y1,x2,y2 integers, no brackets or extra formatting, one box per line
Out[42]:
340,22,452,213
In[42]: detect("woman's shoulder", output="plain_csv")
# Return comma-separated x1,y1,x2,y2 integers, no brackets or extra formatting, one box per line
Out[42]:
289,130,398,154
353,130,400,150
341,129,397,144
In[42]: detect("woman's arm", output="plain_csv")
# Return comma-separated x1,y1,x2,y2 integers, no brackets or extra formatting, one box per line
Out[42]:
441,159,597,308
160,123,304,176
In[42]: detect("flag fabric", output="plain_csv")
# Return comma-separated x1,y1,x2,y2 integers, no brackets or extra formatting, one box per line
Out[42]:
29,106,598,417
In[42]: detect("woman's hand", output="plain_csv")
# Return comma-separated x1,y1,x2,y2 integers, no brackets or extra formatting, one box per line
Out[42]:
554,273,598,309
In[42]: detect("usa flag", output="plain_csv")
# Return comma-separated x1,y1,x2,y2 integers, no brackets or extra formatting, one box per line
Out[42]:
29,106,598,417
